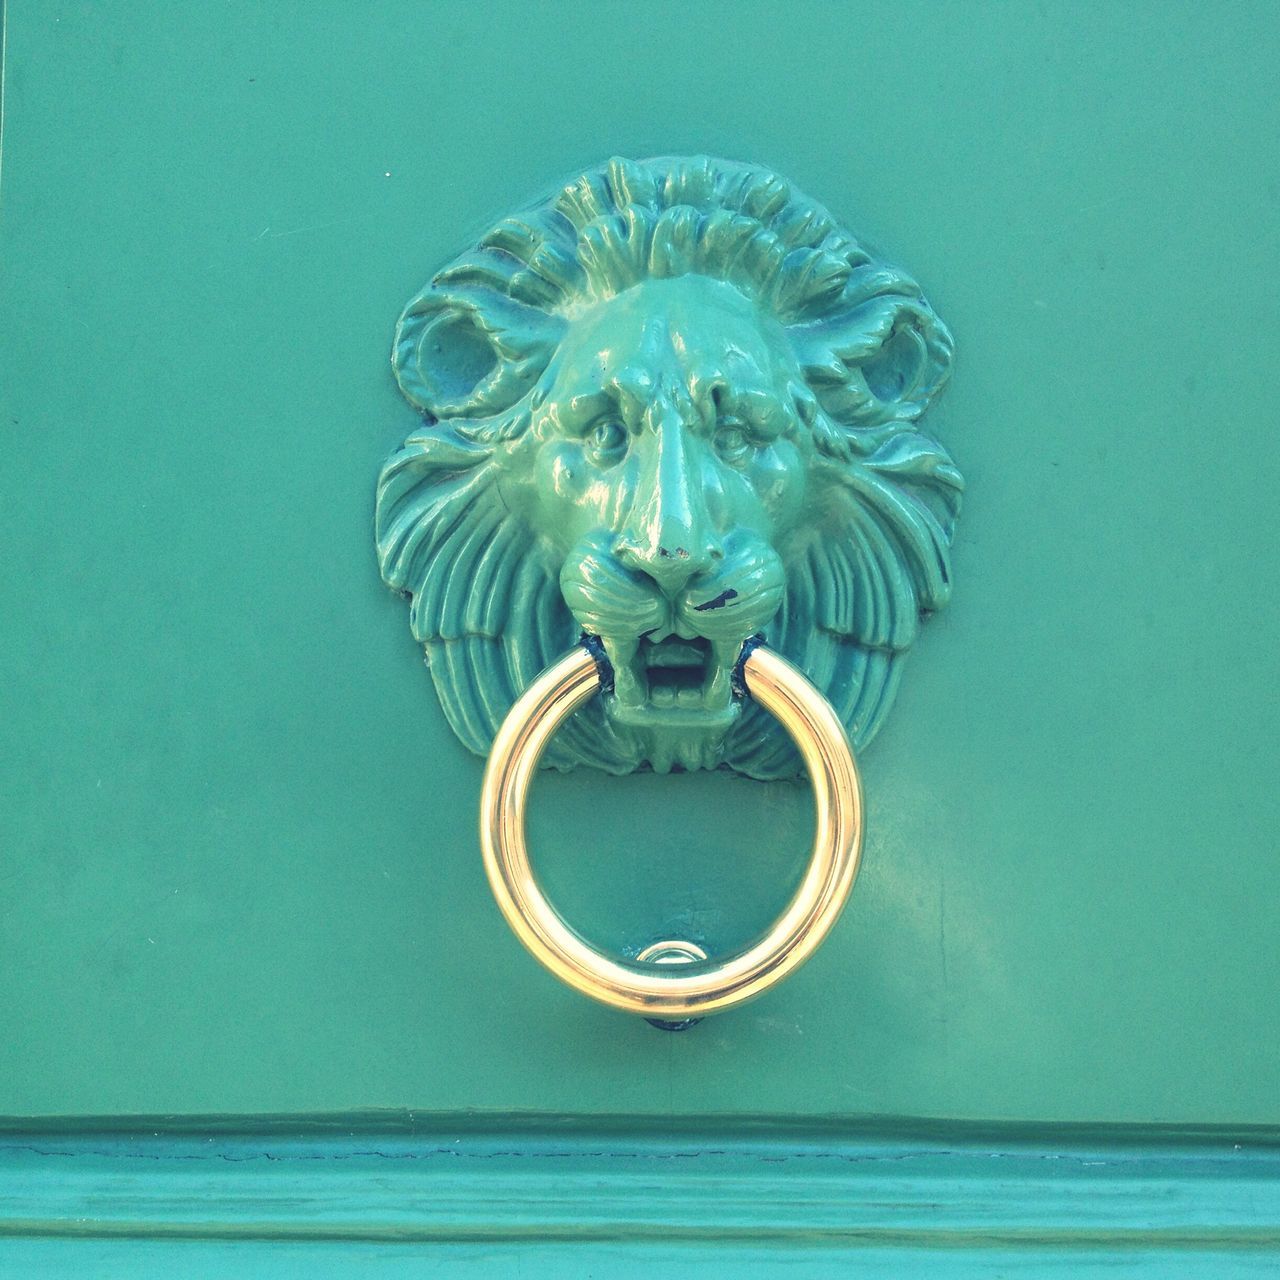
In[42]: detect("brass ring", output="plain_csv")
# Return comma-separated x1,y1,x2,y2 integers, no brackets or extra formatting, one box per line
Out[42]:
479,641,864,1019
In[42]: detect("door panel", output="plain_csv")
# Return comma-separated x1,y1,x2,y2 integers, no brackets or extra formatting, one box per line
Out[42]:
2,0,1278,1137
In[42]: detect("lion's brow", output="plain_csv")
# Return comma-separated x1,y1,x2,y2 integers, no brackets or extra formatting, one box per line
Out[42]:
603,367,656,419
560,390,616,429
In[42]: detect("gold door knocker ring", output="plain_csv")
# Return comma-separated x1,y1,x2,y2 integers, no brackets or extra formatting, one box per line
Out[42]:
480,639,864,1023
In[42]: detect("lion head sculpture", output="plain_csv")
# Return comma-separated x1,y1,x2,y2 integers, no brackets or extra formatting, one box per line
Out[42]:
376,156,962,778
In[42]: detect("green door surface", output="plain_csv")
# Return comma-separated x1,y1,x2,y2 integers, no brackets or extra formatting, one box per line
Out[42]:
2,2,1279,1274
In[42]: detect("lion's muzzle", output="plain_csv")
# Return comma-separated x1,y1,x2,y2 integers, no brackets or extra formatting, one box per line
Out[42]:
559,532,785,740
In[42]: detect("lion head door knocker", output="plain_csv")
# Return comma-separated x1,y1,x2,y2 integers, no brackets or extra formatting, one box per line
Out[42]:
376,156,961,1024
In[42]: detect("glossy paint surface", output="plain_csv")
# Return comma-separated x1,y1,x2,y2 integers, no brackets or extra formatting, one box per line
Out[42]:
376,157,960,777
2,0,1279,1125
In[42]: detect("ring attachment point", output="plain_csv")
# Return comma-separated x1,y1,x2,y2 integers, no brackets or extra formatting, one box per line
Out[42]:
636,940,708,1032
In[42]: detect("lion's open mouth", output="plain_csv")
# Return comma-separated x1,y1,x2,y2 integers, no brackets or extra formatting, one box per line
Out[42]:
603,633,741,730
642,636,713,705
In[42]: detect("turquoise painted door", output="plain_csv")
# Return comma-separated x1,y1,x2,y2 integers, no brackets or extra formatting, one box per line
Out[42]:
2,2,1278,1273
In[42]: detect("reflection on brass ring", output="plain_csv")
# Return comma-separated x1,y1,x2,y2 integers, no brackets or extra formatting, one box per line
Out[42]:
479,642,864,1019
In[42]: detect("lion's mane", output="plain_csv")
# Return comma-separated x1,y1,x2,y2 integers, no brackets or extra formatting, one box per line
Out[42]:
376,156,962,777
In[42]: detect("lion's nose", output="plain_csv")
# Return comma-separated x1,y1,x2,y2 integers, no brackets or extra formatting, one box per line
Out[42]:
617,407,724,596
615,534,722,597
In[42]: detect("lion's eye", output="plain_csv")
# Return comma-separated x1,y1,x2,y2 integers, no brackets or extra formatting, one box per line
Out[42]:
585,418,628,467
713,422,752,465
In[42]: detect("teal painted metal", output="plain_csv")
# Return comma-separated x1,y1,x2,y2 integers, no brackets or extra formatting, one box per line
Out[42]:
376,156,960,776
2,1117,1279,1276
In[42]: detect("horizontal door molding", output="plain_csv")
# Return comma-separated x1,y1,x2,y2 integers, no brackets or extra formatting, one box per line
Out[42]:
2,1115,1278,1271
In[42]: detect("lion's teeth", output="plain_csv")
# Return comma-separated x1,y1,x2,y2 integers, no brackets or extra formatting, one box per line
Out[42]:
651,685,676,708
601,636,645,707
712,638,742,668
704,639,741,709
676,686,701,709
704,669,730,709
614,667,645,707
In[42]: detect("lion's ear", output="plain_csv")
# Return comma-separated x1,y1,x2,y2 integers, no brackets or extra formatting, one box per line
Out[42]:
791,285,953,429
393,283,564,420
